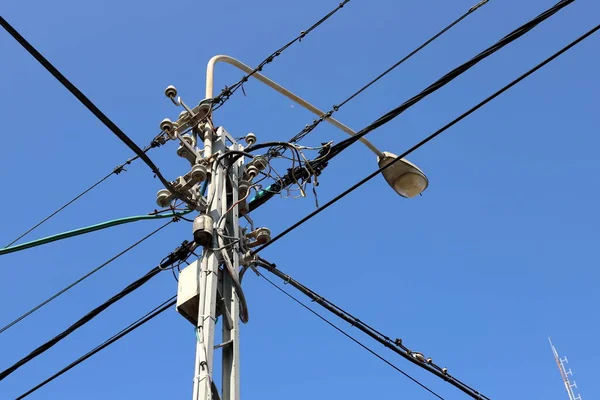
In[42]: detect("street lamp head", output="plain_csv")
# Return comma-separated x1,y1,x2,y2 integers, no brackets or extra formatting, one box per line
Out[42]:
377,152,428,198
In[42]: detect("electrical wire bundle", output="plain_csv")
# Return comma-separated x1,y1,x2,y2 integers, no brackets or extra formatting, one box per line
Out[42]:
247,0,575,212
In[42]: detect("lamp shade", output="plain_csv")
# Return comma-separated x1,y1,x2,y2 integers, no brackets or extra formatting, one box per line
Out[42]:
377,152,429,198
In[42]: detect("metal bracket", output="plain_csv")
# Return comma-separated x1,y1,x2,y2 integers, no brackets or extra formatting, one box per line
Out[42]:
214,340,233,350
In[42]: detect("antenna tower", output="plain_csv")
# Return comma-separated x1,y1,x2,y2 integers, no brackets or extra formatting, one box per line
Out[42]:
549,338,582,400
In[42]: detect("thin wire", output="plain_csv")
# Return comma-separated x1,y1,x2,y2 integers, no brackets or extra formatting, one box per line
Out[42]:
5,172,111,247
286,0,491,146
212,0,351,109
0,220,174,336
252,24,600,255
0,16,196,207
4,137,164,247
16,296,177,399
257,271,444,399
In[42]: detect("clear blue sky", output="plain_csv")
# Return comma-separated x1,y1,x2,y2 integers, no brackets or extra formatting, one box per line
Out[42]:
1,1,599,399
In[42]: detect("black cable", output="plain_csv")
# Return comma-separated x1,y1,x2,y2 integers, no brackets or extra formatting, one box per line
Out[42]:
16,296,177,399
285,0,491,147
0,220,173,336
4,137,164,248
0,240,194,381
0,16,195,207
256,269,445,399
248,0,575,211
212,0,351,109
251,24,600,255
256,259,488,399
322,0,574,160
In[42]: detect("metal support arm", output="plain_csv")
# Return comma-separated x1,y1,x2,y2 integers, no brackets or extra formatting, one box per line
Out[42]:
205,55,383,157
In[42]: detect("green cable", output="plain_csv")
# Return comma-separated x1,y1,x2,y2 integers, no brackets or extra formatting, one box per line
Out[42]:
0,210,193,257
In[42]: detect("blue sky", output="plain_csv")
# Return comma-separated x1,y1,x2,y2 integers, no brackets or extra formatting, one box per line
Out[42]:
1,0,599,399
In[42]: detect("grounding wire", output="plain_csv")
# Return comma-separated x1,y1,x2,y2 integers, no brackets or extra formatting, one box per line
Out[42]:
16,296,177,399
0,16,196,207
256,270,444,399
0,240,194,381
285,0,491,147
0,219,174,336
250,24,600,255
212,0,351,109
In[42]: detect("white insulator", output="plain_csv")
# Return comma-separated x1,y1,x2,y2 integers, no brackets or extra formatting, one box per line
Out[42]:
245,133,257,146
160,118,174,134
190,164,208,182
156,189,172,207
164,85,178,99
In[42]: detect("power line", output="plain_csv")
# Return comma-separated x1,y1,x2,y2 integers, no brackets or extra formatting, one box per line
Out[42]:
0,240,195,381
256,270,445,399
212,0,351,110
256,259,488,399
16,296,177,399
4,135,165,248
284,0,491,147
251,24,600,255
0,220,174,336
0,16,195,207
247,0,574,211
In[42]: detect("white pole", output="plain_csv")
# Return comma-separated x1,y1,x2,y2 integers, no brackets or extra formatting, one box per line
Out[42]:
192,126,225,400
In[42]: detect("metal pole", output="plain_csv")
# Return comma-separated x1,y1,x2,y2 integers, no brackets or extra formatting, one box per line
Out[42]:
191,126,243,400
192,126,225,400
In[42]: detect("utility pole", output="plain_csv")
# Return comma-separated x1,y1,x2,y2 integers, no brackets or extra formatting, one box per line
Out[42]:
189,125,243,400
160,88,246,399
168,50,429,400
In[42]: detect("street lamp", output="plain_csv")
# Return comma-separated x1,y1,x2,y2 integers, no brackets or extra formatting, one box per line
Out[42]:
377,152,428,198
206,55,429,198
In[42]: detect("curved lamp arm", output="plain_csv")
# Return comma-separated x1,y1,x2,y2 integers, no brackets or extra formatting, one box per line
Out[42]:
206,55,383,157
